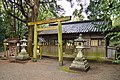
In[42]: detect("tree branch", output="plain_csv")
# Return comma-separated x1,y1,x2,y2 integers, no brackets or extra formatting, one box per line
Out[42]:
8,0,21,6
2,0,8,11
8,13,26,23
9,0,28,19
24,0,34,8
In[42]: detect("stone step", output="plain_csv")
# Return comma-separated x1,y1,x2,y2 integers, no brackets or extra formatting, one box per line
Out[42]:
72,60,87,65
70,62,89,68
75,57,86,61
69,63,90,72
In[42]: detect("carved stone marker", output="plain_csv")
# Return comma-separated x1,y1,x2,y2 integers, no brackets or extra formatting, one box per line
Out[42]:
7,38,19,62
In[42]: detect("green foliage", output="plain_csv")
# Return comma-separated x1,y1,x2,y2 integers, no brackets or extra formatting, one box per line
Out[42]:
112,15,120,27
37,2,59,28
2,0,65,37
0,1,4,51
112,60,120,64
0,0,27,51
72,4,84,21
38,2,58,21
88,0,120,20
87,0,120,46
2,12,14,37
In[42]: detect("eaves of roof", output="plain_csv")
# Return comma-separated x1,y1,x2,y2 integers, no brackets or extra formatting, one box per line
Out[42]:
38,20,105,35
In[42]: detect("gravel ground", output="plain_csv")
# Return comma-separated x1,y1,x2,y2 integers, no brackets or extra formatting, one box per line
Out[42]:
0,57,120,80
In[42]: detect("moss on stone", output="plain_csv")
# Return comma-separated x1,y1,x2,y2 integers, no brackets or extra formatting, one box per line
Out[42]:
58,66,80,74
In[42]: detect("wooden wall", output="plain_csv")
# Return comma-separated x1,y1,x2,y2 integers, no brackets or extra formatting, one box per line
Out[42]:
83,46,106,59
42,45,106,59
40,32,107,59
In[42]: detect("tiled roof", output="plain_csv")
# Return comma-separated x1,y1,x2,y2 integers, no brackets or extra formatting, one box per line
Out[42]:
39,20,105,35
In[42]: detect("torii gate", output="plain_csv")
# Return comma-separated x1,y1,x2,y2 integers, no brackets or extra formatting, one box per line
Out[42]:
28,16,71,65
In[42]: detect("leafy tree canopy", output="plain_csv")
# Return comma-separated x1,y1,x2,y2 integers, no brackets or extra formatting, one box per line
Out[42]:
2,0,64,55
0,0,4,51
87,0,120,46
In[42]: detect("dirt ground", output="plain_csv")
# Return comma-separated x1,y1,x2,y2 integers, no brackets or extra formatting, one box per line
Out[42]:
0,57,120,80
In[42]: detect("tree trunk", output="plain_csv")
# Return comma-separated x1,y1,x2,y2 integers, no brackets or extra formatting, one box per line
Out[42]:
27,0,39,56
27,26,34,56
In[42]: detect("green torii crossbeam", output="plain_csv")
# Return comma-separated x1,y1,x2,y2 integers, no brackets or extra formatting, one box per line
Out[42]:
28,16,71,65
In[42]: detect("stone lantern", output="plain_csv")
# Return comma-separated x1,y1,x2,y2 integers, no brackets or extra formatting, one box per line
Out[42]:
38,37,46,59
69,34,90,71
16,36,30,60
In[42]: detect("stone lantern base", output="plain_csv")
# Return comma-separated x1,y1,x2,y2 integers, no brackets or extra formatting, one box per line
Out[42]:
16,49,30,60
69,57,90,72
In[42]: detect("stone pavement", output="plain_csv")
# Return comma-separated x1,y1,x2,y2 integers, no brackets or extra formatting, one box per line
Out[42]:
0,58,120,80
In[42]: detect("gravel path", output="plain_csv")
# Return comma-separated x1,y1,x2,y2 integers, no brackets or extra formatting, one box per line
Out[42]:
0,58,120,80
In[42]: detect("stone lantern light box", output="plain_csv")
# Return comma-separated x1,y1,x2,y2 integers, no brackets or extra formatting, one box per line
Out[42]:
69,34,90,71
38,37,46,45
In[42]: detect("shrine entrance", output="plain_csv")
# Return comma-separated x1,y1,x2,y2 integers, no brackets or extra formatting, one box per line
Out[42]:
28,16,71,65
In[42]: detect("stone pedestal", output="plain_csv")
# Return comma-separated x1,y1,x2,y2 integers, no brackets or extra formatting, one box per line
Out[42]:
69,57,90,71
69,40,90,71
16,48,30,60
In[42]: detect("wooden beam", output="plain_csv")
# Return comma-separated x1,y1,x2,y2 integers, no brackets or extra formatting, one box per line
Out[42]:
28,16,71,26
37,26,58,31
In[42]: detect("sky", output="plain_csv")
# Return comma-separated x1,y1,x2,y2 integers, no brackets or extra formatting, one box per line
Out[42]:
57,0,90,20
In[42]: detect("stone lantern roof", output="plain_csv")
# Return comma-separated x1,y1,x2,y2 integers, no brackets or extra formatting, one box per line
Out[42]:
39,37,46,43
6,38,19,44
74,34,86,42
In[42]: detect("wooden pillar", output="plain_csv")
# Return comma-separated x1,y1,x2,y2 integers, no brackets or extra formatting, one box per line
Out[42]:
3,41,6,57
33,24,38,62
58,21,63,66
40,45,43,59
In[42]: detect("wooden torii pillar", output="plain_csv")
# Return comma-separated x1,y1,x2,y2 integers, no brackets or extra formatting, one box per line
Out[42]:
28,16,71,65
